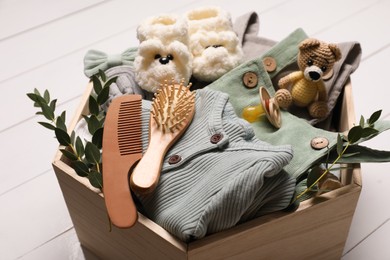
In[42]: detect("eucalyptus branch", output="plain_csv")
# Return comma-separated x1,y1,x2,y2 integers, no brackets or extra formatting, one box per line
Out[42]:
27,70,116,190
292,110,382,204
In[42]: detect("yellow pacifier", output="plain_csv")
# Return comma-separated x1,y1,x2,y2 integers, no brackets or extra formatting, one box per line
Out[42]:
242,87,281,128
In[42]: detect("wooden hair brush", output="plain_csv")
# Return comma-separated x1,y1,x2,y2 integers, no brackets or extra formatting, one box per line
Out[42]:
102,94,142,228
130,79,195,195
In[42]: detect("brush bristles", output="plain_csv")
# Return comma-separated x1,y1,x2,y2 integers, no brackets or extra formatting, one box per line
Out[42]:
152,79,195,133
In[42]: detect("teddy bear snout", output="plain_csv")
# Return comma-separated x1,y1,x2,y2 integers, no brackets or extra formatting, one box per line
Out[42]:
309,71,321,81
304,66,323,82
156,54,174,65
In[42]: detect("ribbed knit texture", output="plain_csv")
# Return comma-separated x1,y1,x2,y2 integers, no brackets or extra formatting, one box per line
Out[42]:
137,88,294,241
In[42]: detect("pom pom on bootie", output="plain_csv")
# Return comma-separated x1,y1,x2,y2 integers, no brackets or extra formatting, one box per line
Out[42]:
134,14,192,93
136,14,189,45
185,6,243,82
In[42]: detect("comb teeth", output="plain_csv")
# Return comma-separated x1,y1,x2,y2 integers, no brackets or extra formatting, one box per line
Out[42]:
118,99,142,155
152,79,195,133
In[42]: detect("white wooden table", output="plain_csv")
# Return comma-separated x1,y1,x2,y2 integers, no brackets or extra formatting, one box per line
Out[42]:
1,0,389,259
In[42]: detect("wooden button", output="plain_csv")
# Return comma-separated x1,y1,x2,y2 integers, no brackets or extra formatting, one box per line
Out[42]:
311,137,329,150
210,133,223,144
168,154,181,164
242,72,258,88
263,57,277,72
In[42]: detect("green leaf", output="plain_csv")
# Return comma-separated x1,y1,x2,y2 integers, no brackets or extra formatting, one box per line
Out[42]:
49,99,57,112
38,121,55,130
56,115,67,132
82,115,90,124
98,69,107,82
28,92,47,108
85,142,101,164
40,103,55,121
87,115,100,135
70,130,76,145
75,136,84,158
368,110,382,125
34,88,41,96
361,127,379,138
359,115,365,128
72,160,89,177
26,93,39,103
103,76,118,89
92,127,104,149
307,166,324,188
55,128,71,146
336,134,343,156
43,90,50,103
92,75,102,94
348,125,363,144
89,170,103,189
60,111,66,123
89,96,100,116
97,86,110,105
60,148,78,161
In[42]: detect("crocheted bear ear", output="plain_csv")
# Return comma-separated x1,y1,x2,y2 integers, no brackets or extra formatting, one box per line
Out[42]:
299,38,321,50
328,43,342,62
185,6,243,82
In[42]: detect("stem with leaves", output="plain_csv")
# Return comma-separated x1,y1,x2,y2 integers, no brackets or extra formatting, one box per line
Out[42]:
27,70,116,190
293,110,382,203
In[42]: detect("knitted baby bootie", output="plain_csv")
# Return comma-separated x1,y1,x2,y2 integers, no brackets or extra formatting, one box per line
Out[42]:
134,14,192,93
185,6,243,82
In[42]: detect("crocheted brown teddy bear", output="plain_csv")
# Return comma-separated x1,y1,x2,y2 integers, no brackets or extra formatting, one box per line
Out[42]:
276,38,341,118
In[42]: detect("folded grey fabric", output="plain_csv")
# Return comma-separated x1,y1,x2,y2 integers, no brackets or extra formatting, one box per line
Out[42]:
233,11,276,61
136,88,295,241
99,65,154,111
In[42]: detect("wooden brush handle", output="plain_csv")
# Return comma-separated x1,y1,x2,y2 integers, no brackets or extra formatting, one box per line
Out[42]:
130,120,180,194
130,81,195,195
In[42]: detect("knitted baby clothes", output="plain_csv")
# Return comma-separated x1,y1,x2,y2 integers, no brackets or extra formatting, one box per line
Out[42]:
136,88,295,242
185,6,243,82
134,14,192,93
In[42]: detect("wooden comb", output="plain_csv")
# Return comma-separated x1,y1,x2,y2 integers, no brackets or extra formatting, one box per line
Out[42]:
130,80,195,195
102,94,142,228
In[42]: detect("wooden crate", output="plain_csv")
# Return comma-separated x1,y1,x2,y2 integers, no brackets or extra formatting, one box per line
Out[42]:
52,80,361,259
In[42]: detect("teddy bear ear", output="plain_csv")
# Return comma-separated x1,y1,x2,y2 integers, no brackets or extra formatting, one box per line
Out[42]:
299,38,321,51
328,43,342,61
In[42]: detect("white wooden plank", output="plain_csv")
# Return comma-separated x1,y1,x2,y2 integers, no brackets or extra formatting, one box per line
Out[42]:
18,228,100,260
0,99,79,195
0,0,105,40
0,171,73,260
343,219,390,260
185,0,289,20
0,51,87,132
258,0,381,41
0,0,197,83
349,46,390,123
315,0,390,59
